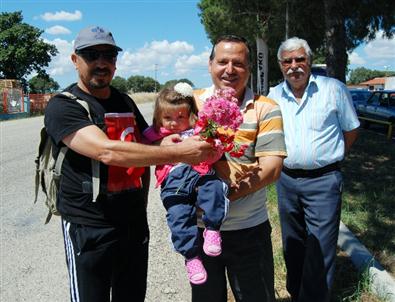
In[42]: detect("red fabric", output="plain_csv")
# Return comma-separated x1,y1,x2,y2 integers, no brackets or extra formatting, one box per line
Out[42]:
105,113,143,191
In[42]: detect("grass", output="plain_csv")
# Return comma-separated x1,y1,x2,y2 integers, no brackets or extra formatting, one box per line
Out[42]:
228,128,393,302
341,129,395,277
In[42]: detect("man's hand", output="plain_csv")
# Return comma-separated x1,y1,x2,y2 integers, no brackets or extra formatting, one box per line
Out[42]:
226,155,284,201
159,133,182,145
177,136,217,165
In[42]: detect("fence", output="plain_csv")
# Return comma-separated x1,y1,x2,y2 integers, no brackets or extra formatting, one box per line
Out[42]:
359,116,394,140
1,88,24,114
0,89,55,118
29,93,55,115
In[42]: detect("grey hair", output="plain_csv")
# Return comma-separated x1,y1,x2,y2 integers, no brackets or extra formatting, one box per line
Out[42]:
277,37,313,62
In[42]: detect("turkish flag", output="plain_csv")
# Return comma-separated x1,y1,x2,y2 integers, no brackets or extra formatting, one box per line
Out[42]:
104,112,145,192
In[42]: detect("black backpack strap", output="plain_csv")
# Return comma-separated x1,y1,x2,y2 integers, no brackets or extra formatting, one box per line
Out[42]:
60,91,100,202
34,127,49,203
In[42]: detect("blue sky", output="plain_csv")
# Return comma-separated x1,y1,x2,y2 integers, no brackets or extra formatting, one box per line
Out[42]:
1,0,394,89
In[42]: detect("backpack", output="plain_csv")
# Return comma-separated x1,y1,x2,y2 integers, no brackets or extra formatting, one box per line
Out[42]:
34,92,100,224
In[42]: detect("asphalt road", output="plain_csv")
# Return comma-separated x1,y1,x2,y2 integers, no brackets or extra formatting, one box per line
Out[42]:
0,102,191,302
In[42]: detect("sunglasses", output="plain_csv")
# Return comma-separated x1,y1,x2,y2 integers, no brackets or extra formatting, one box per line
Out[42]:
76,49,118,63
280,56,307,66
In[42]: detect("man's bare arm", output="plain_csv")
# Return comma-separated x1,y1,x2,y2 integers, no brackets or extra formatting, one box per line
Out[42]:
343,128,359,154
228,155,284,201
62,125,215,167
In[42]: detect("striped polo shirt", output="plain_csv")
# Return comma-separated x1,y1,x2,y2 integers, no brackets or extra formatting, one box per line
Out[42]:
195,86,287,230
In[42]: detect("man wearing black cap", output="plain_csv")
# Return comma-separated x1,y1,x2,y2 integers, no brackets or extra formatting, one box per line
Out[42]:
44,25,214,302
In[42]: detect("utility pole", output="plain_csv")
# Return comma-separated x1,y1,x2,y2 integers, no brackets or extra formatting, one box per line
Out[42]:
384,65,389,77
154,64,158,92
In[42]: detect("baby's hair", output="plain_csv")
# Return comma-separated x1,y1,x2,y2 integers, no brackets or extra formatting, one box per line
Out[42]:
152,84,198,131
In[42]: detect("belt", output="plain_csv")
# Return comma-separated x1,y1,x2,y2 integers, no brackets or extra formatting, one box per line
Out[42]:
282,162,340,178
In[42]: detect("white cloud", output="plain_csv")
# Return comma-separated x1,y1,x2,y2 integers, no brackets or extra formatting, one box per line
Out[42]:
40,10,82,22
43,38,74,76
174,50,210,75
117,40,195,76
363,33,395,60
45,25,71,35
348,52,366,65
348,32,394,70
39,39,210,88
150,40,194,54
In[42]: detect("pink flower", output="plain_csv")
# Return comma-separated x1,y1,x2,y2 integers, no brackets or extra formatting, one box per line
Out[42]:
194,88,247,158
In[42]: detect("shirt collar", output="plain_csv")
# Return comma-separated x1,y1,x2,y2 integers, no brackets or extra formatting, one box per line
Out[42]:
282,73,318,101
199,85,255,112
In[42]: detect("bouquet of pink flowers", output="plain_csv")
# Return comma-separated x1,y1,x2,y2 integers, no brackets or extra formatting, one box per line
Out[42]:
194,88,247,158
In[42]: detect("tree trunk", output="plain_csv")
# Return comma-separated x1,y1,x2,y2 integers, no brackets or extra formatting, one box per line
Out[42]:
324,0,347,83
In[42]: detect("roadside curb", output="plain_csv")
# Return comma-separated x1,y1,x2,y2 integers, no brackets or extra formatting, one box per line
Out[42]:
338,221,395,301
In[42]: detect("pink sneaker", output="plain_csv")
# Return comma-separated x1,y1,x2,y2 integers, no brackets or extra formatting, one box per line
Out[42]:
185,257,207,285
203,229,222,257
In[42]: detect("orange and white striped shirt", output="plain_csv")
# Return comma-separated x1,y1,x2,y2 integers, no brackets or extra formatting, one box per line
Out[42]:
195,86,287,185
195,86,287,230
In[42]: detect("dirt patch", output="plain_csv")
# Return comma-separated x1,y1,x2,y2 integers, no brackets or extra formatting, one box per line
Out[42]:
129,92,157,104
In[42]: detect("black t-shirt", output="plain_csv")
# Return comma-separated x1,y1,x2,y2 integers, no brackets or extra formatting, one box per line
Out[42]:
44,84,149,226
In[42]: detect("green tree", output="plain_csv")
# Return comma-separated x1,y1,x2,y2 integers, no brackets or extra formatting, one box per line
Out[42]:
323,0,394,82
198,0,275,89
178,78,195,87
28,75,59,93
348,67,375,84
348,67,395,85
111,76,128,93
162,78,195,89
198,0,326,88
198,0,395,84
0,11,58,84
127,75,160,92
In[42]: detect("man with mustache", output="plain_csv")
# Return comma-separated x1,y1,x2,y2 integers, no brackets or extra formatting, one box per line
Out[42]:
192,35,287,302
268,37,360,302
44,26,214,302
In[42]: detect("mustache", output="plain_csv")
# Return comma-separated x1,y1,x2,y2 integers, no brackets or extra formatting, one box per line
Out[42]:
92,67,111,75
287,67,304,75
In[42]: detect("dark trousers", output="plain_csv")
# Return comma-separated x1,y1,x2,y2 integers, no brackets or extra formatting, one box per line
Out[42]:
61,215,149,302
276,171,343,302
191,221,275,302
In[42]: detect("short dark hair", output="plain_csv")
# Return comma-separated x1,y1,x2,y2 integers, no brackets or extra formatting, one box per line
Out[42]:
209,35,251,65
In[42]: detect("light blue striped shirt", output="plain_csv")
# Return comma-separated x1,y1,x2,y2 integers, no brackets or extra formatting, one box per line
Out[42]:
268,75,360,169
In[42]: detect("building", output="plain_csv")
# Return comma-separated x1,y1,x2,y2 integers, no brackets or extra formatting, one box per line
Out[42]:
384,76,395,90
358,77,386,91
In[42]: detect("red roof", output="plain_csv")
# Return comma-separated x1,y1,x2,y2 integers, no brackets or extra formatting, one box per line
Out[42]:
347,85,366,89
359,77,386,85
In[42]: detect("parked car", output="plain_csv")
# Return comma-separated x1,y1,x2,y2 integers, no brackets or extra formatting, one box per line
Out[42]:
348,89,372,109
311,64,327,77
356,90,395,126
